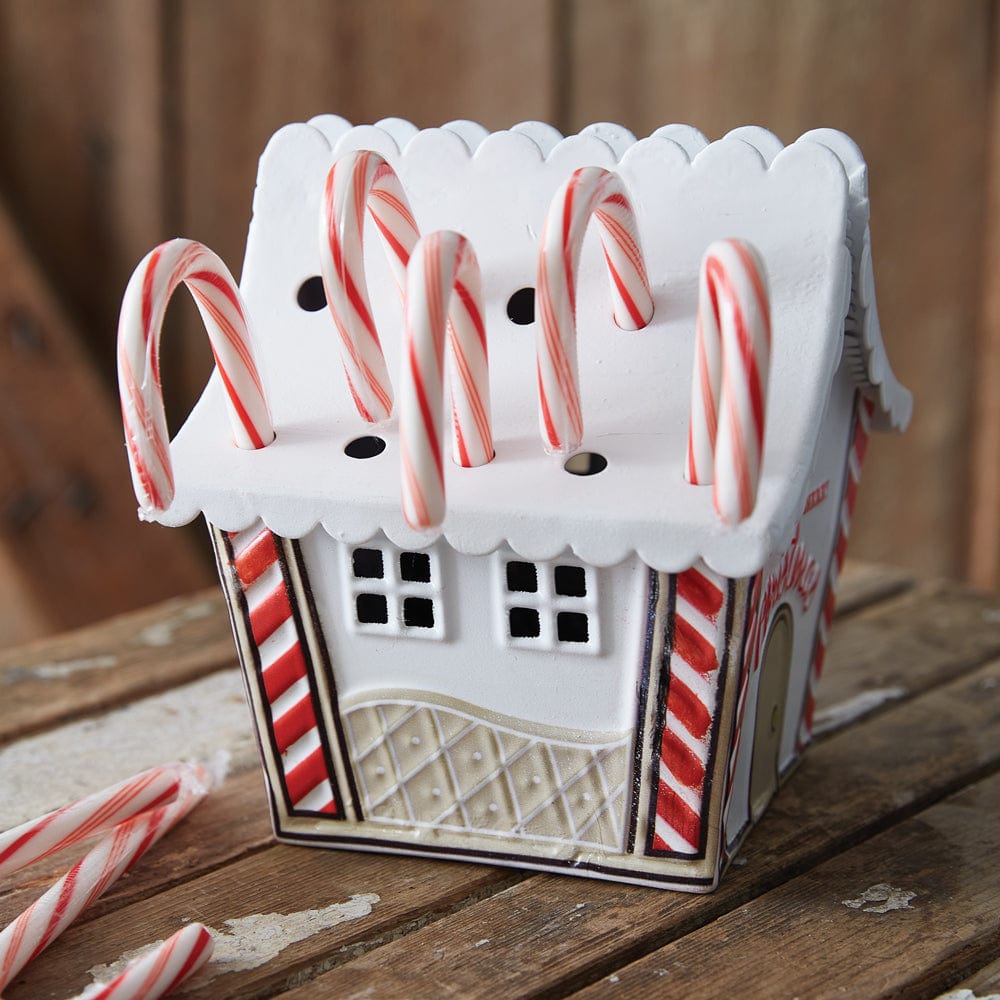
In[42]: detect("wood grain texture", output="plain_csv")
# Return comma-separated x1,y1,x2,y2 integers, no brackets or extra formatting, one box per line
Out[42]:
0,588,231,743
570,774,1000,999
0,0,167,374
968,6,1000,589
171,0,558,416
940,954,1000,997
0,198,211,644
567,0,991,581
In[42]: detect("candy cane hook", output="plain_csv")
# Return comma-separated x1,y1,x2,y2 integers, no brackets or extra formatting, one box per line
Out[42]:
686,238,771,524
536,166,654,454
117,239,274,515
400,231,493,530
320,149,421,423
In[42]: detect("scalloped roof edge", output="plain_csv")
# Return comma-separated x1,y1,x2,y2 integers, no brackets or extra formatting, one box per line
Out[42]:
259,117,910,432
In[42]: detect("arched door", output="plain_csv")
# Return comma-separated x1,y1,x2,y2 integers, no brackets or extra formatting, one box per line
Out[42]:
749,605,794,822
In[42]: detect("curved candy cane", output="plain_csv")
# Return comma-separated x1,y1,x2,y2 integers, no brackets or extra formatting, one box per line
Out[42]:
117,239,274,515
320,149,421,423
686,238,771,523
400,231,493,529
536,166,654,453
0,763,211,993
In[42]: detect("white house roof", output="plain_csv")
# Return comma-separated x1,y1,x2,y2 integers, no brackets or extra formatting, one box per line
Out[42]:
156,119,911,578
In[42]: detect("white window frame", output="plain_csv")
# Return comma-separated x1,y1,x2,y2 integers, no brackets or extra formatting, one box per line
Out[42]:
494,551,600,655
342,541,444,641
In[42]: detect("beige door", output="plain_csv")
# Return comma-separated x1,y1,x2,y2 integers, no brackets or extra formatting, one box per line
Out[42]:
749,605,794,822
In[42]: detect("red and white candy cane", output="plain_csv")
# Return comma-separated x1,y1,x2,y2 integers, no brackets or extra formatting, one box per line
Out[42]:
117,239,273,514
536,166,654,453
320,149,421,423
0,764,191,877
400,230,492,530
0,762,211,994
685,238,771,523
75,923,213,1000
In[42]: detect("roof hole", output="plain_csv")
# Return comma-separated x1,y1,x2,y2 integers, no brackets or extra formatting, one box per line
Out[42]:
506,287,535,325
564,452,607,477
345,435,386,459
297,275,327,312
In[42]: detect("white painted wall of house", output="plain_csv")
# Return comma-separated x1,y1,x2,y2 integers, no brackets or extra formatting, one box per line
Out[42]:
300,535,651,736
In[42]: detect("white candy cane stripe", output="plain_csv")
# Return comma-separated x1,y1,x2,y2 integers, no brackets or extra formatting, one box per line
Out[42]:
117,239,273,514
798,396,874,747
686,239,771,524
536,166,653,453
400,231,492,530
229,524,338,814
320,149,421,423
0,765,189,878
0,763,209,992
74,923,213,1000
650,566,728,855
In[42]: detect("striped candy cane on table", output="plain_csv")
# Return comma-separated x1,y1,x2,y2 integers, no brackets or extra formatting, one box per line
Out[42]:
74,924,213,1000
686,239,771,524
536,166,654,453
400,231,493,530
320,150,421,423
117,239,274,515
0,763,211,994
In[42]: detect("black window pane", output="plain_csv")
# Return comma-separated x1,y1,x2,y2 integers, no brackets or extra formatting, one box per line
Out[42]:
554,565,587,598
403,597,435,628
356,593,388,624
506,561,538,593
557,611,589,643
352,548,384,579
509,607,541,638
400,551,431,583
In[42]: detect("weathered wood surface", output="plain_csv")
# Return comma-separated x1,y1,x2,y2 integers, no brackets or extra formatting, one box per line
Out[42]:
1,562,998,998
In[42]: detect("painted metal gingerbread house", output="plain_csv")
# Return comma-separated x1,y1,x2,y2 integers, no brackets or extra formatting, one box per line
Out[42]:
118,118,910,891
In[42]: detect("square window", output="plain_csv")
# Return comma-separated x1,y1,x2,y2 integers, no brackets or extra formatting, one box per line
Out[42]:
557,611,589,643
400,551,431,583
509,607,541,638
356,593,388,625
403,596,435,629
506,561,538,593
554,565,587,598
352,548,384,580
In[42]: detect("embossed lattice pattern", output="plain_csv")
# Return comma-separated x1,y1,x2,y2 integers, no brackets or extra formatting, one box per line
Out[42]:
344,700,631,850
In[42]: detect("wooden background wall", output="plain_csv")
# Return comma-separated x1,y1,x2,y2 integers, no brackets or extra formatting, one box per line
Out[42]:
0,0,995,645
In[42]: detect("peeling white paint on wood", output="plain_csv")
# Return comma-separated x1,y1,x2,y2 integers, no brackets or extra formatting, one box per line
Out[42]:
842,883,916,913
0,671,255,828
812,687,907,736
137,600,216,647
1,654,118,683
85,894,381,990
935,991,1000,1000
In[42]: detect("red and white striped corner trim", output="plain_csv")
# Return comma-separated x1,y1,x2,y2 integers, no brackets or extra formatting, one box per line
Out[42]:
798,395,874,747
228,524,340,815
649,564,729,855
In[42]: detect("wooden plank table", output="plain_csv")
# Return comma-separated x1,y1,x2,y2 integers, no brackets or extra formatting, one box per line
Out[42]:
1,563,998,999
